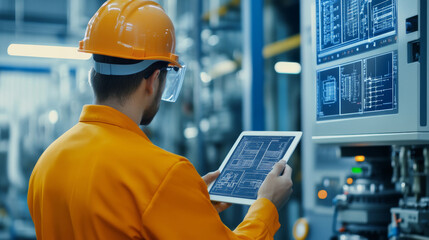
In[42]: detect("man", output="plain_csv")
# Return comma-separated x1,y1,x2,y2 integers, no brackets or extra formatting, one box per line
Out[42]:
27,0,293,239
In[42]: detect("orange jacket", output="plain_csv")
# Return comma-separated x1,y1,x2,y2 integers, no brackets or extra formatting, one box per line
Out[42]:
28,105,280,239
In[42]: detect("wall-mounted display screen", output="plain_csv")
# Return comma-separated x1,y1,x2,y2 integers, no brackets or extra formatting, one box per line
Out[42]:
316,0,397,64
317,51,398,120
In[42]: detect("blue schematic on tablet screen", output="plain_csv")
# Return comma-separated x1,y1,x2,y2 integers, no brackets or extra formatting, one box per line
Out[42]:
209,136,295,199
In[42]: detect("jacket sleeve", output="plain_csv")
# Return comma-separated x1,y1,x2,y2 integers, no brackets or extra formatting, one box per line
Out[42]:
141,160,280,240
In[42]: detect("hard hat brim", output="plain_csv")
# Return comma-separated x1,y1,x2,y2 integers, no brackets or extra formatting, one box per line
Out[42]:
79,48,182,68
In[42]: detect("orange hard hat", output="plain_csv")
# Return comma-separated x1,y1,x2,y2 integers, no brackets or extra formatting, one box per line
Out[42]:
79,0,181,68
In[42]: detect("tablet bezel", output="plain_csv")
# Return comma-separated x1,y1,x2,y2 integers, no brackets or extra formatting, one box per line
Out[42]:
207,131,302,205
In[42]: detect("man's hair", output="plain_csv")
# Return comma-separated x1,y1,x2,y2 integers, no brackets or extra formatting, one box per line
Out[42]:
90,54,168,103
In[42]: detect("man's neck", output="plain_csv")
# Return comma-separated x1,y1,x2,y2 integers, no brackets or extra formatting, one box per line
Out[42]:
95,99,142,126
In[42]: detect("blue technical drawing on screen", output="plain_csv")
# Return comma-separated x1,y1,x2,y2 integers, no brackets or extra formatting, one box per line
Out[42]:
209,136,295,199
316,0,397,64
317,51,398,120
318,67,340,117
341,60,362,114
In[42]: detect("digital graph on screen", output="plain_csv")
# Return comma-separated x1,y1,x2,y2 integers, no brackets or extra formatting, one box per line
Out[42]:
317,51,397,120
209,136,295,199
316,0,397,64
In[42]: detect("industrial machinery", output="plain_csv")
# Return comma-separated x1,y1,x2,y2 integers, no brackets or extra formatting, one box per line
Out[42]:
301,0,429,239
332,147,402,240
389,146,429,239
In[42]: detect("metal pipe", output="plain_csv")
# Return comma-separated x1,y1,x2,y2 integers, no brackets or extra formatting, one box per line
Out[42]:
7,118,25,190
391,146,400,183
410,148,421,201
192,0,206,172
14,0,24,33
399,146,410,197
424,147,429,175
68,0,82,36
263,34,301,59
424,147,429,197
241,0,265,131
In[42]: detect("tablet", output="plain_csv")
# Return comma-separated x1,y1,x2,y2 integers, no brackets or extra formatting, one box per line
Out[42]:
208,131,302,205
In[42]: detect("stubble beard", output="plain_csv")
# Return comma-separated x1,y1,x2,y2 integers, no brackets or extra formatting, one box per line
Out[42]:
139,78,164,126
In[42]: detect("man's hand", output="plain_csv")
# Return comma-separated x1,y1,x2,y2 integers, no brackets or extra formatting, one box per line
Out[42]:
257,160,293,210
202,170,232,213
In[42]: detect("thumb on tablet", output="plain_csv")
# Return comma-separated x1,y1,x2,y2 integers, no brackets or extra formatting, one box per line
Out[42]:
258,162,293,210
271,160,286,176
202,170,220,186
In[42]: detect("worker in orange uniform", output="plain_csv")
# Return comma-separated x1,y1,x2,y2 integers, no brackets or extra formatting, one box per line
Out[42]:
27,0,293,239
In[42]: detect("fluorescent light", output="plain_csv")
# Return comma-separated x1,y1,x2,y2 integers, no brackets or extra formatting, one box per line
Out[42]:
184,127,198,139
48,110,59,124
274,61,302,74
199,119,210,132
209,60,237,79
200,72,212,83
7,44,91,60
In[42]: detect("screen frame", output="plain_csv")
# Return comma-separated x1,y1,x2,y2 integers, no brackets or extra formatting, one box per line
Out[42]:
208,131,302,205
316,50,398,121
315,0,398,64
306,0,429,144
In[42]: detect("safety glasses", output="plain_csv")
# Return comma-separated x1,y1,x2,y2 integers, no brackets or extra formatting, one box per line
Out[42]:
93,59,186,103
161,61,186,102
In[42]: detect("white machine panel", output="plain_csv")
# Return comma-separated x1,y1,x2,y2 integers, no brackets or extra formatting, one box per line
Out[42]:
306,0,428,145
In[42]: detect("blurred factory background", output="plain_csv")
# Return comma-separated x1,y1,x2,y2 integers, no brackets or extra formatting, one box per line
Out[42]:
0,0,301,239
2,0,429,240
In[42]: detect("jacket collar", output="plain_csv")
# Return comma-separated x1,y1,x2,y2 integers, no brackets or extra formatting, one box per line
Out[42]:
79,105,149,140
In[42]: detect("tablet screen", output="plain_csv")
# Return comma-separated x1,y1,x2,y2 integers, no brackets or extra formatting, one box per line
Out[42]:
209,135,295,200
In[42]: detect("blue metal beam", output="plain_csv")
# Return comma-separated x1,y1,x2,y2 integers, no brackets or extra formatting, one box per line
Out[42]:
242,0,265,131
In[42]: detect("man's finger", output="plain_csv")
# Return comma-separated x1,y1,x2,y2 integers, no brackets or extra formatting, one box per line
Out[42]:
280,164,292,177
270,160,286,176
213,202,232,213
202,170,220,185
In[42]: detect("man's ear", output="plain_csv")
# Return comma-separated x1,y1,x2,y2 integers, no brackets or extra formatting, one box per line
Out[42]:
144,69,161,95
